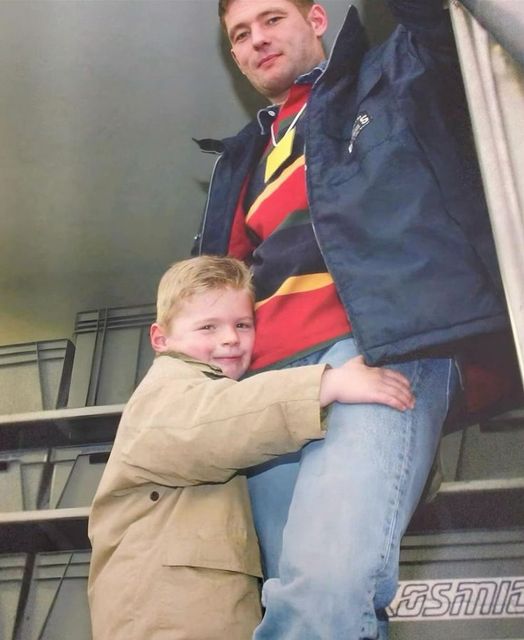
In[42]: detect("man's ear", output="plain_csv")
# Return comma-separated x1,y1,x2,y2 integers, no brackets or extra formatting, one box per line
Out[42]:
308,4,329,37
150,322,168,353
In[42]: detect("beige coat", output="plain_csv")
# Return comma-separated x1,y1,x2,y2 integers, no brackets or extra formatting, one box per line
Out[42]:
88,354,326,640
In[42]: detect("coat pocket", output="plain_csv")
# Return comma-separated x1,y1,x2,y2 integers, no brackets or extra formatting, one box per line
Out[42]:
162,531,263,578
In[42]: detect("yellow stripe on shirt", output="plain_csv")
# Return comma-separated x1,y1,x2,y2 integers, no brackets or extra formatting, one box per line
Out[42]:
246,155,305,223
255,273,334,309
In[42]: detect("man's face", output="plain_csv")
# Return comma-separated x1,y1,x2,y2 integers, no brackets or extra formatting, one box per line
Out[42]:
225,0,328,104
152,287,255,380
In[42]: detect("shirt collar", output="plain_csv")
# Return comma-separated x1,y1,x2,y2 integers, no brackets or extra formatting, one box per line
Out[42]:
256,61,327,134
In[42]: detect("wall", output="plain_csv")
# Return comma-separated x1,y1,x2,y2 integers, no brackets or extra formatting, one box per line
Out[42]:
0,0,394,345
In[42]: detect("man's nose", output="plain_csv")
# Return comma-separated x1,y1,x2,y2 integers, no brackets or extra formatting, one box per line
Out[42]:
251,24,269,49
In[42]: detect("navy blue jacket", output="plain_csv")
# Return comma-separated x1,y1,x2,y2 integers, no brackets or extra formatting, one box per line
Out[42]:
195,1,509,366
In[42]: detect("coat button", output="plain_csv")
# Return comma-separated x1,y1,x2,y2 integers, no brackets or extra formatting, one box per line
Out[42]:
150,491,160,502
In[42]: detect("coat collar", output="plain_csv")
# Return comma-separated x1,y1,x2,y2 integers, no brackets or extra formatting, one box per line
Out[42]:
321,6,385,138
156,352,227,378
194,118,262,156
321,5,370,90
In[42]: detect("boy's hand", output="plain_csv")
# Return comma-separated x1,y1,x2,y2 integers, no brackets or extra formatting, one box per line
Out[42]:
319,356,415,411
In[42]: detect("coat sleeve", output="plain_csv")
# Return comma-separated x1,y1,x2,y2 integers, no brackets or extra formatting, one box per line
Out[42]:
118,363,327,487
385,0,455,53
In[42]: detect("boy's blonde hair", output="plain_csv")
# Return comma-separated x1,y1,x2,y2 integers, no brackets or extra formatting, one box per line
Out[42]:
156,255,253,327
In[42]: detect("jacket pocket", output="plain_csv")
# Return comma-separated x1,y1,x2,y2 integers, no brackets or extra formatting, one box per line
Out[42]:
329,98,409,153
321,105,414,189
162,531,262,578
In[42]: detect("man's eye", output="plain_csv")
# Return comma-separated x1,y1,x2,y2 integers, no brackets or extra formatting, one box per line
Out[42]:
234,30,248,43
267,16,283,26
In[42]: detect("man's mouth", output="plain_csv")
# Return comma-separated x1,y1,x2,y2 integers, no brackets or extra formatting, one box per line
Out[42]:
257,53,280,68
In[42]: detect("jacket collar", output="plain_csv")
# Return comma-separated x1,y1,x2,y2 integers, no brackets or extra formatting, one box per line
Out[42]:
156,352,226,378
194,118,262,155
321,5,369,89
321,6,385,138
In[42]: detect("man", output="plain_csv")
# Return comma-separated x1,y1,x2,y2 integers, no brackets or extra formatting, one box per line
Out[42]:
193,1,513,638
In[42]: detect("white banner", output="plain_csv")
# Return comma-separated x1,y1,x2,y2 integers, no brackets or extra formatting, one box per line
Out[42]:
388,577,524,621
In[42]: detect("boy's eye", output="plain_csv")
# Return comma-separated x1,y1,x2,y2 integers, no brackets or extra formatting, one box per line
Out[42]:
237,322,253,330
199,324,215,331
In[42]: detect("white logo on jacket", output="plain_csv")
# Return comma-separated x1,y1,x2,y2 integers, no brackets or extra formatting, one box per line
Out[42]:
348,111,372,154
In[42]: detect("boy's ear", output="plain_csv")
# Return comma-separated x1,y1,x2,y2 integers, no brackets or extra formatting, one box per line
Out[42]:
150,322,168,353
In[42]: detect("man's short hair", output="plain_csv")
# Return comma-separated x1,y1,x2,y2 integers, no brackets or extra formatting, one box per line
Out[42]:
156,255,253,327
218,0,314,30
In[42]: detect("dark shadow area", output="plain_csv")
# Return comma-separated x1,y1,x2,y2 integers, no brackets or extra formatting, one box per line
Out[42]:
364,0,398,45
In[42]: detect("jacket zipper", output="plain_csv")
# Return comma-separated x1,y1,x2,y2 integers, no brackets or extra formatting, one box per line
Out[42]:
305,65,365,358
198,151,223,254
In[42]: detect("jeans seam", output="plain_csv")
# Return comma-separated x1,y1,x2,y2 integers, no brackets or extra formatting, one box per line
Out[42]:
446,358,456,414
358,362,421,638
373,358,456,595
376,359,422,579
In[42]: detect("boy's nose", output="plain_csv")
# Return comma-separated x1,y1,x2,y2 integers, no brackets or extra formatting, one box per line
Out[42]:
220,326,239,345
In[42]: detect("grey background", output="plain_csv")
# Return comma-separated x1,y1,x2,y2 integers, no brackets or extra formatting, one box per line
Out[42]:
0,0,395,345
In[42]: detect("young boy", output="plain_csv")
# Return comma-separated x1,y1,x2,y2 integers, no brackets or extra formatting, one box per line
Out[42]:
87,256,414,640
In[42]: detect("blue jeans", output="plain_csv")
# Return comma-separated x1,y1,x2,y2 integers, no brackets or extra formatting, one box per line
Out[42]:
248,338,459,640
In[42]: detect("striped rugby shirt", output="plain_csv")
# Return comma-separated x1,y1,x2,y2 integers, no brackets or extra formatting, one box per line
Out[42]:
228,79,351,371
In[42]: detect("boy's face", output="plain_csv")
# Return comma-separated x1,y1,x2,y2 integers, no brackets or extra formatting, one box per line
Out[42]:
151,287,255,380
